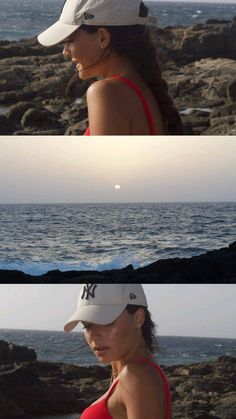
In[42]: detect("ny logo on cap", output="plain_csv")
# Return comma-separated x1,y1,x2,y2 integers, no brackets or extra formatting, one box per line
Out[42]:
84,12,94,20
81,284,97,300
129,293,137,300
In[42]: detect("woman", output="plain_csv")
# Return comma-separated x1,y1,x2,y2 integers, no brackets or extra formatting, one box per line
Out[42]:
64,283,171,419
38,0,183,136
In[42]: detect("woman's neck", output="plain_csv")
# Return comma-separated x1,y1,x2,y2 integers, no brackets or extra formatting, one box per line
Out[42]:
97,51,136,79
111,343,153,380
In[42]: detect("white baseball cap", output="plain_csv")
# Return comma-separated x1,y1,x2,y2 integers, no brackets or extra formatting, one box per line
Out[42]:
64,283,147,332
38,0,152,46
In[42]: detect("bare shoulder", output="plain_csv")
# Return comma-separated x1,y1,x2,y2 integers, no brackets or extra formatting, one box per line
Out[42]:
86,78,123,101
86,78,131,134
115,361,167,419
120,360,164,389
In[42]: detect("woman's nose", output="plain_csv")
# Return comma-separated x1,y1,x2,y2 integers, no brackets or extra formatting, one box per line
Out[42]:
89,325,102,339
63,43,71,58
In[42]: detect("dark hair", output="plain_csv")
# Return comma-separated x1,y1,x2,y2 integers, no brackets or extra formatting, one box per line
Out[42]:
80,22,184,134
126,304,156,353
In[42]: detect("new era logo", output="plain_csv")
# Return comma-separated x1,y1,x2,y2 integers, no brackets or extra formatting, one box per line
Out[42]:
129,293,137,300
84,12,94,20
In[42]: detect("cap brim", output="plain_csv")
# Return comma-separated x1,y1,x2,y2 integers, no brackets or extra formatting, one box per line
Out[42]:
38,21,80,46
64,304,126,333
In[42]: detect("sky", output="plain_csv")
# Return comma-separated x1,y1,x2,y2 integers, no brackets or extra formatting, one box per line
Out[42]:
0,136,236,203
0,284,235,339
151,0,236,3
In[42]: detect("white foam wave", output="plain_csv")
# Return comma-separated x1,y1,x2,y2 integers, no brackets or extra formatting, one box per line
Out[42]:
0,254,141,276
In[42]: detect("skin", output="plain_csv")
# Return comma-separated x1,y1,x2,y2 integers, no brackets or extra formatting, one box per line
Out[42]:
63,27,167,135
82,308,167,419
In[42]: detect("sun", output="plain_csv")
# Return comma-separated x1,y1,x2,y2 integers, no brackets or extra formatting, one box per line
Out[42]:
114,184,121,190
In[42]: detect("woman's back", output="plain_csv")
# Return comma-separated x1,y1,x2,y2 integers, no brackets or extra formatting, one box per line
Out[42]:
86,74,167,135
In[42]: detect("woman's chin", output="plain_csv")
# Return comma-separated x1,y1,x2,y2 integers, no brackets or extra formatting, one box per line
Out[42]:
94,353,111,364
76,65,91,80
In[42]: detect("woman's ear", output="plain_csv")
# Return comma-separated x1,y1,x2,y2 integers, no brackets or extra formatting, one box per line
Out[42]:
134,308,145,328
97,28,111,49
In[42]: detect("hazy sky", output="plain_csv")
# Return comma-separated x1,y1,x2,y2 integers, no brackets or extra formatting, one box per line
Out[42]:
151,0,236,3
0,137,235,203
0,284,235,339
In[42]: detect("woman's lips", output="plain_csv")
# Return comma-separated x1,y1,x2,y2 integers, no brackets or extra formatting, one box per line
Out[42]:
94,346,109,355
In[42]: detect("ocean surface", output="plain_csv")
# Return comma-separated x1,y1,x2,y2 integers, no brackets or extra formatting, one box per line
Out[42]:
0,202,236,275
0,1,236,41
1,328,235,367
1,328,235,419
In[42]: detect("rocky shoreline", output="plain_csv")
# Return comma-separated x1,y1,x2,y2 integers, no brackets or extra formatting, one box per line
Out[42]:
0,339,235,418
0,241,236,283
1,18,236,135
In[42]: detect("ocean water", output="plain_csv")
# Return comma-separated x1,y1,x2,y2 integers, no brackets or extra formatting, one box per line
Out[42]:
0,1,236,41
0,202,236,275
1,328,235,367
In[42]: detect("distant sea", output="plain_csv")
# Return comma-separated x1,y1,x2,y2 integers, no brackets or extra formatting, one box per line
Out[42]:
1,328,235,367
0,0,236,41
2,329,235,419
0,202,236,275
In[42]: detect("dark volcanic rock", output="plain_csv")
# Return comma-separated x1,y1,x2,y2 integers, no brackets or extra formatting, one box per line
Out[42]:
1,19,236,135
21,108,62,131
0,114,12,134
0,353,235,418
0,340,36,362
0,242,235,283
0,359,110,417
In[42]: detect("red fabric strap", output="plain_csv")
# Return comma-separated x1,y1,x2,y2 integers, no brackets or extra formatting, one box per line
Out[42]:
112,75,156,135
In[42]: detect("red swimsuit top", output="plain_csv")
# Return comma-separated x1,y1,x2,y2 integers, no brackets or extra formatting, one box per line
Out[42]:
81,358,171,419
83,75,156,136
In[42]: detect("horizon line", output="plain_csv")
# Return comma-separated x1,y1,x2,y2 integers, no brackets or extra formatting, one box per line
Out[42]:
1,327,235,341
0,200,236,205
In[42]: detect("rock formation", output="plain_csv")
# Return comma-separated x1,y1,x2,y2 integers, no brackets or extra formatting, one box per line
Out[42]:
0,340,36,362
0,344,235,418
0,241,235,283
1,19,236,135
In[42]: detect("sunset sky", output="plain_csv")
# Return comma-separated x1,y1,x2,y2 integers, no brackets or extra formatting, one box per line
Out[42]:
0,137,235,203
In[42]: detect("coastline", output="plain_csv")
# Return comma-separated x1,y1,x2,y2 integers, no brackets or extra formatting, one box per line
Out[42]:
0,241,235,282
0,349,235,418
0,18,236,135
